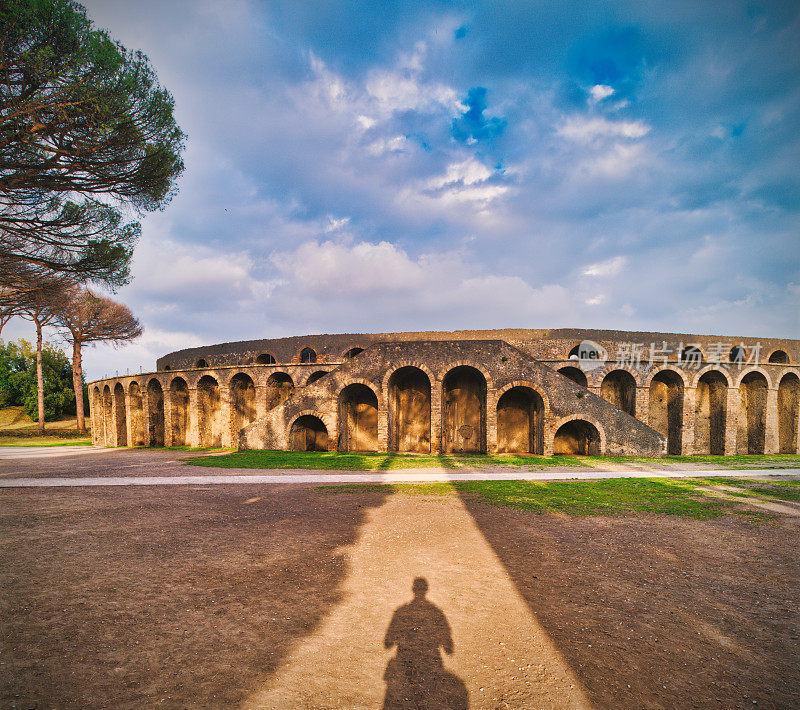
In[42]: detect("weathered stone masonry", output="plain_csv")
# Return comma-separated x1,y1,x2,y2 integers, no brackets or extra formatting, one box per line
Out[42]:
88,328,800,457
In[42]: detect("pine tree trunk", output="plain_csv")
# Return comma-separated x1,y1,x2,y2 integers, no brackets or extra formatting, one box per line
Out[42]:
72,339,85,432
36,320,45,434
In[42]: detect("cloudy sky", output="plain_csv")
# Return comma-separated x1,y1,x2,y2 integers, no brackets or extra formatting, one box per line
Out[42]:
6,0,799,379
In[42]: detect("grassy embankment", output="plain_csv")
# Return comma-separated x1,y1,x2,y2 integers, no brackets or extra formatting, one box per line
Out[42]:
0,406,91,446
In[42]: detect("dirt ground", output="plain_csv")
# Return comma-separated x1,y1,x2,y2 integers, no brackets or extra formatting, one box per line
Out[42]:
1,484,798,709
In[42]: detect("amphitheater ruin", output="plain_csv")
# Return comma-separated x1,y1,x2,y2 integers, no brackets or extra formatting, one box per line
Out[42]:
88,328,800,457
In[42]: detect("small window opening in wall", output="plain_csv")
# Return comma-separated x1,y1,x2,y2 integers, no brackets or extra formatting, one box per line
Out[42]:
677,346,703,366
256,353,276,364
300,347,317,363
729,346,746,364
164,365,171,371
196,359,208,368
769,349,789,364
344,347,364,359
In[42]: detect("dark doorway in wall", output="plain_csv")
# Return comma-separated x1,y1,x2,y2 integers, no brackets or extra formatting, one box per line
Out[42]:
338,384,379,452
554,420,601,455
290,415,328,451
443,366,486,454
496,387,544,454
695,371,727,454
388,367,431,453
649,371,684,455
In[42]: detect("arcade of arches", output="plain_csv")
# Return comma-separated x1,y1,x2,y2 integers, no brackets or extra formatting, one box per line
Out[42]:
89,331,800,457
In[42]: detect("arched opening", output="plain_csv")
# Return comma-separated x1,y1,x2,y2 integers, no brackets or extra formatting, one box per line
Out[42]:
388,366,431,453
344,347,364,359
778,373,799,454
729,346,746,364
739,371,768,454
558,366,587,388
567,344,581,359
300,347,317,363
290,415,328,451
553,420,601,455
129,382,144,446
678,346,703,368
306,371,328,386
147,379,164,447
266,372,294,410
600,370,636,417
769,349,789,364
170,377,189,446
164,365,171,371
230,373,256,439
102,385,113,446
92,387,104,446
256,352,276,365
197,375,222,448
649,370,684,455
694,371,727,455
195,358,208,368
338,383,379,452
114,383,127,447
443,366,486,454
497,386,544,454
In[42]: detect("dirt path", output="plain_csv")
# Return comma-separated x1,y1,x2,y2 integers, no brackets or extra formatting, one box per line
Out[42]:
241,489,590,710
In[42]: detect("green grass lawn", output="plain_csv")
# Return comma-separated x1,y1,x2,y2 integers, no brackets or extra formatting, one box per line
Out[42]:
185,450,590,470
185,449,800,471
0,437,92,447
319,478,772,518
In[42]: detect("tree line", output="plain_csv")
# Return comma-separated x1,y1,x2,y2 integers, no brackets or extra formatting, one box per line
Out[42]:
1,0,186,433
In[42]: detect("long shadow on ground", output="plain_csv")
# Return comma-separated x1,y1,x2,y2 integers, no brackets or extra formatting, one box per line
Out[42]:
457,490,800,709
0,483,390,708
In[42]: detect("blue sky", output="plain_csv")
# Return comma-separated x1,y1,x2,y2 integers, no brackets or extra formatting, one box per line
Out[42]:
6,0,799,378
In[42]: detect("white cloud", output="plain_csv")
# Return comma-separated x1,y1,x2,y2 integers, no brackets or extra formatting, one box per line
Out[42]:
583,255,628,277
589,84,615,102
558,116,651,142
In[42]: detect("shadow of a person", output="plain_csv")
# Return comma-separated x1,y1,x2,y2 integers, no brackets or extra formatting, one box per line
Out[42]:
383,577,468,709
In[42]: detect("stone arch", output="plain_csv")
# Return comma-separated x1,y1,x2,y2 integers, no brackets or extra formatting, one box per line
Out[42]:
114,383,127,447
442,365,487,454
266,372,294,411
553,419,602,456
163,365,171,371
169,377,189,446
649,369,684,455
147,378,165,447
230,373,256,439
92,386,104,445
739,371,768,454
338,383,379,452
344,346,365,359
768,349,790,364
557,366,587,388
694,370,727,455
388,366,431,453
567,343,581,359
496,386,544,454
197,375,222,448
306,370,328,386
778,373,799,454
256,352,276,364
299,347,317,363
195,358,208,368
128,381,145,446
734,366,773,389
290,414,329,451
600,370,636,417
102,385,113,447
